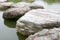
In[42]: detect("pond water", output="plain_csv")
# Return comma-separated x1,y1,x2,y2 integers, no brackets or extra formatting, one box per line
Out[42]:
0,0,60,40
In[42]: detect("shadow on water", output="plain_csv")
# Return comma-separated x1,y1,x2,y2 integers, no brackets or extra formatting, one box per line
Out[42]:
4,19,27,40
17,32,27,40
43,0,60,4
4,19,17,28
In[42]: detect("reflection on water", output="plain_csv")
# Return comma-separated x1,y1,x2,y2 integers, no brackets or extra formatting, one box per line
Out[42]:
0,12,27,40
17,32,27,40
0,12,18,40
4,19,16,28
0,0,60,40
43,0,60,4
3,16,28,40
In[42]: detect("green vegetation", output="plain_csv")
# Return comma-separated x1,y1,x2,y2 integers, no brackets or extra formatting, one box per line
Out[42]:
43,0,60,4
8,0,33,3
8,0,22,2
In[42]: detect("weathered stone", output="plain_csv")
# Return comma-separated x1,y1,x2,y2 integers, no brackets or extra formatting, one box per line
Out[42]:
11,2,30,8
16,9,60,35
3,6,31,19
0,0,7,2
11,2,44,9
58,32,60,40
26,28,60,40
0,2,14,10
29,3,44,9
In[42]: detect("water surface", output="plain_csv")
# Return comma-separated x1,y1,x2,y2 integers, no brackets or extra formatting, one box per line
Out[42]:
0,0,60,40
0,12,27,40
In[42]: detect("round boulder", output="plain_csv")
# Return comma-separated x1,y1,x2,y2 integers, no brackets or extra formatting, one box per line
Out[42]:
0,2,14,10
3,6,31,19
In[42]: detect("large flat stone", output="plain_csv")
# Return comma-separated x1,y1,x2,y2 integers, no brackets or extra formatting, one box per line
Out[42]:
16,9,60,35
3,6,31,19
26,28,60,40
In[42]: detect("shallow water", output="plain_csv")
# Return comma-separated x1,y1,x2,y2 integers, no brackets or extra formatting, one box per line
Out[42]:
0,0,60,40
0,12,27,40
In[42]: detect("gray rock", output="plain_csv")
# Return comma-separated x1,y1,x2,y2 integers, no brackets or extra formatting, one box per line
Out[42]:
26,28,60,40
29,2,44,9
11,2,31,8
58,32,60,40
11,2,44,9
0,2,14,10
3,6,31,19
16,9,60,35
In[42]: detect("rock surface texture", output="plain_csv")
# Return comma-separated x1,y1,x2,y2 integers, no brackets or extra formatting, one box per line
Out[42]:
30,2,44,9
3,7,31,19
11,2,30,8
11,2,44,9
3,2,44,19
0,2,14,10
16,9,60,35
26,28,60,40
